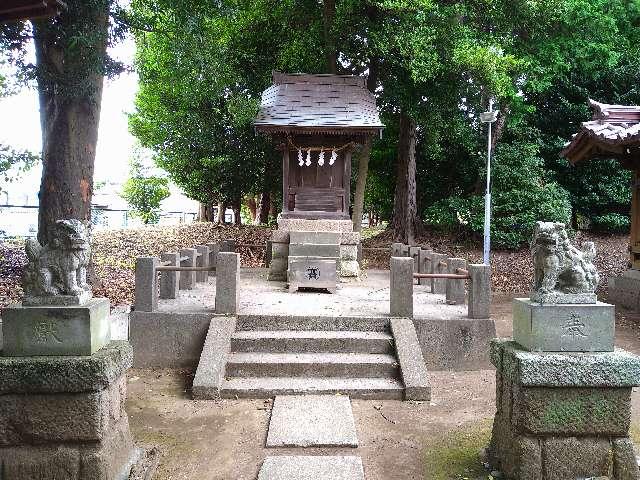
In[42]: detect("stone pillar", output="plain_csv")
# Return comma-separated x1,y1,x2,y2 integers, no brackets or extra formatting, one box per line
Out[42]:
409,246,421,273
0,342,139,480
135,256,158,312
432,253,447,294
468,264,490,319
216,252,240,314
179,248,196,290
160,252,179,299
195,245,210,283
207,242,219,277
391,242,403,257
488,339,640,480
445,257,467,305
401,244,410,257
390,257,413,318
265,240,273,267
268,231,289,281
220,239,236,252
418,249,433,286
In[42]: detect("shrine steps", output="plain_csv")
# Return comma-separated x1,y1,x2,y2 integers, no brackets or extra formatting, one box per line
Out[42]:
193,315,426,400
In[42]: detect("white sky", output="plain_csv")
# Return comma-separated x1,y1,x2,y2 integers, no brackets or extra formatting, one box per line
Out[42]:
0,34,162,204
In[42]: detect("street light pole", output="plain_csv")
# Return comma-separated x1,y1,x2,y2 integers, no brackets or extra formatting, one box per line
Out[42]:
480,99,498,266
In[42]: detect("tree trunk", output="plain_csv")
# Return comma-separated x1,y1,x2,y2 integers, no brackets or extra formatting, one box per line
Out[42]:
391,112,421,244
232,197,242,225
246,196,257,222
33,6,109,246
255,191,271,225
351,138,372,232
323,0,337,73
216,201,226,224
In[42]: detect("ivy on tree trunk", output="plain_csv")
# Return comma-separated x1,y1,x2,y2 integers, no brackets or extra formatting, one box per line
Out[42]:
391,112,421,244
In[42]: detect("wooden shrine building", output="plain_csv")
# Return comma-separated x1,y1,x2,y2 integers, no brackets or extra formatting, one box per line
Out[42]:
255,72,384,220
255,72,383,282
562,100,640,308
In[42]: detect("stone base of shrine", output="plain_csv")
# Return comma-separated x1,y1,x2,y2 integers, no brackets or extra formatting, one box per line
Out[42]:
609,269,640,311
0,341,139,480
487,339,640,480
268,216,361,281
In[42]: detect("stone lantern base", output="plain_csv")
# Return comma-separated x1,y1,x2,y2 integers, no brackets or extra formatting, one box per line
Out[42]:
0,341,139,479
488,339,640,480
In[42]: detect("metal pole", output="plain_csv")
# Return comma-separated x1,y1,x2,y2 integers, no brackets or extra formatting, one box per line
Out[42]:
483,99,493,265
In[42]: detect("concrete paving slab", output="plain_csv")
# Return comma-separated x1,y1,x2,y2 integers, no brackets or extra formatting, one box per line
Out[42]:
258,456,364,480
266,395,358,448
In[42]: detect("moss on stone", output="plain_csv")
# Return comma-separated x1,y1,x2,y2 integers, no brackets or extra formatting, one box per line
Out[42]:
423,419,494,480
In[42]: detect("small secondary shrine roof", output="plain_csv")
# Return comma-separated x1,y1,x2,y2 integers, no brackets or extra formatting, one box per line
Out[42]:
254,72,384,136
562,99,640,165
0,0,66,22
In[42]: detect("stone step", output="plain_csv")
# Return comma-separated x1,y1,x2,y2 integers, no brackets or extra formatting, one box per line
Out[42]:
219,376,404,399
231,330,394,354
236,315,389,332
224,352,399,378
288,243,340,258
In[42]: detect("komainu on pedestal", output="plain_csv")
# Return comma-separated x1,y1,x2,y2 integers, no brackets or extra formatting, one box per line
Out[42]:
489,221,640,480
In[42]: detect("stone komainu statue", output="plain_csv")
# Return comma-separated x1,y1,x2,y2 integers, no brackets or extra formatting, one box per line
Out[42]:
23,219,92,301
530,221,599,298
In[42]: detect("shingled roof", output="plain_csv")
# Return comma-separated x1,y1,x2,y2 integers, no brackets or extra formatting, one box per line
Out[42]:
254,72,384,136
562,99,640,165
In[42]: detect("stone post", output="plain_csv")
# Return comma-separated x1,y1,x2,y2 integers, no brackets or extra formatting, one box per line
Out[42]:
409,246,421,273
195,245,210,283
220,239,236,252
265,240,273,267
468,264,491,319
159,252,180,299
215,252,240,314
391,242,403,257
134,257,158,312
401,244,410,257
179,248,197,290
207,242,219,277
418,249,433,286
445,257,467,305
432,253,447,294
390,257,414,318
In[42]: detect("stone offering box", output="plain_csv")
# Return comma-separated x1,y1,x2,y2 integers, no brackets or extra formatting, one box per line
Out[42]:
288,258,338,293
513,298,615,352
488,339,640,480
2,298,111,356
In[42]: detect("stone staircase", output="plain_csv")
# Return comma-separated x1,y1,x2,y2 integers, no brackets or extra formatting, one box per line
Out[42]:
218,316,404,399
191,315,431,400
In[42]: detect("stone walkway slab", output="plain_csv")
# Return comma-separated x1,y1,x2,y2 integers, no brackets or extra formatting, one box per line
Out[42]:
258,456,365,480
266,395,358,447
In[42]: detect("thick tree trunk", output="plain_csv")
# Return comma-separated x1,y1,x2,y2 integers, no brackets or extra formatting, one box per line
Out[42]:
246,196,257,222
255,191,271,225
33,6,109,245
216,201,226,224
232,197,242,225
197,202,217,221
323,0,337,74
351,138,372,232
391,112,421,244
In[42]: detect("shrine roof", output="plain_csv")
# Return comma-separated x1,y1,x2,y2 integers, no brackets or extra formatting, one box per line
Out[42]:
562,99,640,165
254,72,384,136
0,0,66,22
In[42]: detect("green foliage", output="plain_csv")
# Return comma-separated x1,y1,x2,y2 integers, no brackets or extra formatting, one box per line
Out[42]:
425,131,572,248
120,161,170,224
591,213,630,234
0,144,38,194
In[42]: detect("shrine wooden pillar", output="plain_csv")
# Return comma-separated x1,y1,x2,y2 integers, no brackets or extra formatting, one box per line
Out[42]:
631,170,640,269
282,147,290,214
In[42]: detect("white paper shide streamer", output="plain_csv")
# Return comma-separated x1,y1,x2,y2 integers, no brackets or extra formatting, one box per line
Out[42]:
318,149,325,166
329,149,337,165
305,148,312,166
297,149,303,167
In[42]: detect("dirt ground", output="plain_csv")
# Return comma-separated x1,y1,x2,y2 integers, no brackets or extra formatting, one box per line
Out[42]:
126,295,640,480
